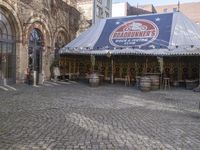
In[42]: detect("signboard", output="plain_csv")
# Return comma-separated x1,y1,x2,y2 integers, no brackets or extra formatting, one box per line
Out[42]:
94,13,173,49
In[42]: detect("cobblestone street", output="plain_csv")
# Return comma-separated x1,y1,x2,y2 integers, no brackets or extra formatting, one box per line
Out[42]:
0,81,200,150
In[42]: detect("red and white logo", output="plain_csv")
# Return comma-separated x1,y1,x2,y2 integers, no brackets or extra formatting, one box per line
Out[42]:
109,19,159,47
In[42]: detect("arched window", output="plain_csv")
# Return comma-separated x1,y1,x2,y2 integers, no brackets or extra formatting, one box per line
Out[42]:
28,29,44,73
29,29,43,48
0,8,16,84
55,31,67,58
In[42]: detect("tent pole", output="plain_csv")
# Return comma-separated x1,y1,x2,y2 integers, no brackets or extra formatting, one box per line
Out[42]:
65,57,67,75
127,55,130,75
90,55,95,73
73,57,76,74
199,59,200,86
194,57,200,91
178,57,181,81
135,57,137,77
69,59,71,80
120,55,122,78
77,57,79,74
145,56,148,73
111,56,114,84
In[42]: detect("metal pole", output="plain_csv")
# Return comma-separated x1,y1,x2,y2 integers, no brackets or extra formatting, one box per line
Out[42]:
40,46,43,85
91,55,95,73
111,57,114,84
178,57,181,81
33,39,37,86
197,60,200,89
33,70,37,86
145,56,148,73
135,57,138,76
199,62,200,85
127,56,130,75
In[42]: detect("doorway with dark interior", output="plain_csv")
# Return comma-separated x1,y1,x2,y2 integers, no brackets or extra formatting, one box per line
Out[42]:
28,28,43,85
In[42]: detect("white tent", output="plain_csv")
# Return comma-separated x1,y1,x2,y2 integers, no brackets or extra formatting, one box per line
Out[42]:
60,12,200,56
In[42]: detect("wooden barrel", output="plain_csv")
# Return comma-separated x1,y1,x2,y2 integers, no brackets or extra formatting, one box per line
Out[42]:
140,76,151,91
149,75,160,90
89,73,100,87
185,80,198,90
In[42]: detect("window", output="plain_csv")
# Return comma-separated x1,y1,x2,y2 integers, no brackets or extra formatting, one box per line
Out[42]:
106,0,110,8
28,29,44,73
0,10,16,82
163,8,168,12
97,0,102,4
173,8,177,12
105,11,109,17
55,31,67,58
96,5,103,17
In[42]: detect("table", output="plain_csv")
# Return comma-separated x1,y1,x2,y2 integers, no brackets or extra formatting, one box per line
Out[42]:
144,73,161,76
65,73,79,80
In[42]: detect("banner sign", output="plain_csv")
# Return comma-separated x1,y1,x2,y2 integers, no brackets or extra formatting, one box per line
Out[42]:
94,13,173,49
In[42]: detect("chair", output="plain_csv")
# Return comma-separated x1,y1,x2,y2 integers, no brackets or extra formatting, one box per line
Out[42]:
163,77,170,90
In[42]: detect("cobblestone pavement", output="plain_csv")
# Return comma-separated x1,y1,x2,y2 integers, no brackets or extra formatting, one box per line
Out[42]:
0,81,200,150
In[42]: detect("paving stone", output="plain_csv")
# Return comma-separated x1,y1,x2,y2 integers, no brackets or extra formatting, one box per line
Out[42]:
0,83,199,150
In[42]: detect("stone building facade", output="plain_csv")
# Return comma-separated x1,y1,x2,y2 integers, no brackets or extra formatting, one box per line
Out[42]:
63,0,77,8
112,2,156,17
77,0,112,34
77,0,93,34
0,0,80,85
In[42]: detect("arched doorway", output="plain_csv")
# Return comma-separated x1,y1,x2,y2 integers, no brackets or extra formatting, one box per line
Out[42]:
28,28,44,84
0,8,16,85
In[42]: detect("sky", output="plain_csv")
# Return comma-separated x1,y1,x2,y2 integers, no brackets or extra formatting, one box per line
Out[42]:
112,0,200,6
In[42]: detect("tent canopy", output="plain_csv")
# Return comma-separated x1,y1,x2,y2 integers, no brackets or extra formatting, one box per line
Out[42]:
60,12,200,56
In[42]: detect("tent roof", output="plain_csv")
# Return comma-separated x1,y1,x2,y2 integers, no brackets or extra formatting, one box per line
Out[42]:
60,12,200,56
